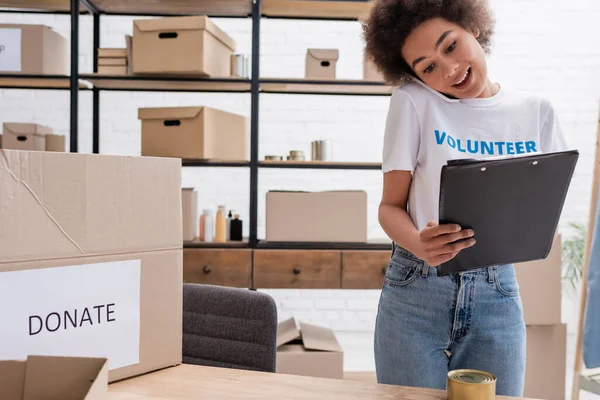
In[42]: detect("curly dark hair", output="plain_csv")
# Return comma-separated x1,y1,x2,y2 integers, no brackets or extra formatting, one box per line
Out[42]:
362,0,495,86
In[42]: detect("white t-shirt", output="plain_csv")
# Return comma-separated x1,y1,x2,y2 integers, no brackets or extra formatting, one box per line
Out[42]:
382,78,568,232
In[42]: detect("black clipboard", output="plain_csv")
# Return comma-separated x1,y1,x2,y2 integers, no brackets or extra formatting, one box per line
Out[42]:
436,150,579,276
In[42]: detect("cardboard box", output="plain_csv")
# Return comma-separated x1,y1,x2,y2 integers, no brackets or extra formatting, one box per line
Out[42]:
0,24,68,75
182,188,198,241
515,234,562,325
138,106,249,161
2,122,53,151
363,55,384,82
265,190,367,243
305,49,339,80
0,150,183,383
276,318,343,379
45,133,66,152
0,355,108,400
524,324,567,400
132,16,236,77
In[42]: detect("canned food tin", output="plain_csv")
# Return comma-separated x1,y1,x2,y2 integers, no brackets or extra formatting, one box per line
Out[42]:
286,155,306,161
264,155,283,161
447,369,496,400
231,54,249,78
311,140,331,161
289,150,304,157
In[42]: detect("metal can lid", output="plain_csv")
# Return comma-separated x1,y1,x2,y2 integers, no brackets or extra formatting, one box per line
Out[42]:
448,369,496,384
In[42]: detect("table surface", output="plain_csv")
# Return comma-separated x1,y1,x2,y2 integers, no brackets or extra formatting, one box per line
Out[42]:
107,364,543,400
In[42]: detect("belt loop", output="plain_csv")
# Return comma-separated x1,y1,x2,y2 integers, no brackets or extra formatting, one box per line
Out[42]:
421,262,430,277
487,266,494,283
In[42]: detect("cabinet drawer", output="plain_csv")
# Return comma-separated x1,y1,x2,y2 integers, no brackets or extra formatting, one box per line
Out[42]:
253,250,341,289
341,250,391,289
183,249,252,288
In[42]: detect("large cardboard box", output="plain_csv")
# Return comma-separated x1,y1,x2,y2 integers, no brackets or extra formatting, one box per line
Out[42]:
524,324,567,400
265,190,367,243
0,150,183,383
305,49,339,80
0,24,68,75
182,188,198,241
0,355,108,400
132,16,236,77
276,318,343,379
138,106,249,161
515,234,562,325
2,123,65,152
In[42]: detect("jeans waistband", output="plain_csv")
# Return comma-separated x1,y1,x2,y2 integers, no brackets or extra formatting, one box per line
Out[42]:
392,242,497,280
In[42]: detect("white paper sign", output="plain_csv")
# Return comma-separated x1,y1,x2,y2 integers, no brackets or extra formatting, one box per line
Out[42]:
0,28,22,72
0,260,141,370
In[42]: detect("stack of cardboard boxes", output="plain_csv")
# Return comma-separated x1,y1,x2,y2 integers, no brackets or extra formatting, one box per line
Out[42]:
516,234,567,400
0,122,65,152
98,38,131,75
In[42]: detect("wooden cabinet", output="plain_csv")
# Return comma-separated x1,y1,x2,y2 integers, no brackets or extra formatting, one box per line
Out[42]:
341,250,390,289
183,249,252,288
182,248,392,289
253,250,341,288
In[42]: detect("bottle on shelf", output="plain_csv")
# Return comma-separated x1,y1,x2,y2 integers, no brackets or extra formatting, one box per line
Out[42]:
230,214,243,241
203,209,214,243
226,210,233,241
215,205,227,243
199,211,206,242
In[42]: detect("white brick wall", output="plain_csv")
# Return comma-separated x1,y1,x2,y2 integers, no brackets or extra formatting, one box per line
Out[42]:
1,0,599,336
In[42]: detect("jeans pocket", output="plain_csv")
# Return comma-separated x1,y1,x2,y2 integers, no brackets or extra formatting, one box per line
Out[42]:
493,264,520,297
384,251,421,287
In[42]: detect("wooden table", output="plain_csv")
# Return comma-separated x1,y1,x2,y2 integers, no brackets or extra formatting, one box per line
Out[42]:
108,364,542,399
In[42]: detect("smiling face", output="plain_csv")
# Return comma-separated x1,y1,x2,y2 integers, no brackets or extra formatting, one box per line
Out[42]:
401,17,492,99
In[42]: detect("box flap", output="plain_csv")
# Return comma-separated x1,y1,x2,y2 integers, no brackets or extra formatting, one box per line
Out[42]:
23,355,108,400
307,49,339,61
0,150,182,264
0,360,26,399
138,106,204,121
134,16,236,51
299,322,343,353
276,318,301,347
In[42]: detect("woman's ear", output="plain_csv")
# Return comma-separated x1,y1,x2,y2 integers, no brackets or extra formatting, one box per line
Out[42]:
472,27,480,38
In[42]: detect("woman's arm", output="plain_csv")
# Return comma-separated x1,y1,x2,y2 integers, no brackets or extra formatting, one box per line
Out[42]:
378,170,476,266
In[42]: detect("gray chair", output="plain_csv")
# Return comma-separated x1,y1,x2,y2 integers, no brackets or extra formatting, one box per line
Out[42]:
182,283,278,373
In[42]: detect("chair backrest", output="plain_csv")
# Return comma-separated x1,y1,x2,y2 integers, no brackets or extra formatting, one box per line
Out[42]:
182,283,278,373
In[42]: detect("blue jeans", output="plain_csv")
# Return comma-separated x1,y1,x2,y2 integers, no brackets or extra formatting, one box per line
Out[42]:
374,245,526,396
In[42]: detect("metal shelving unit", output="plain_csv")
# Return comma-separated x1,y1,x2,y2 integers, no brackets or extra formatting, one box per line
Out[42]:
0,0,392,251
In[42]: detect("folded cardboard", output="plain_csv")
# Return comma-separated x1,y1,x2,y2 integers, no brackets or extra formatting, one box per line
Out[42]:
305,49,339,80
276,318,343,379
98,66,128,75
2,122,64,152
138,106,249,161
132,16,236,77
524,324,566,400
363,55,384,82
0,150,183,383
514,234,562,325
266,190,367,243
0,24,68,75
0,355,108,400
98,58,127,66
182,188,198,241
98,48,127,58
